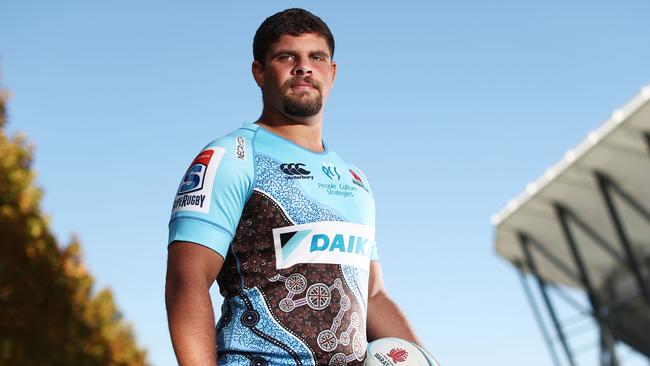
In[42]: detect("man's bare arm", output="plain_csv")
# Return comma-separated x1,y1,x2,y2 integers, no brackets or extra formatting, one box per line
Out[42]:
366,261,422,345
166,241,224,365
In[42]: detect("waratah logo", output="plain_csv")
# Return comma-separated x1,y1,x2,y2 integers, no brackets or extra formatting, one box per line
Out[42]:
387,348,408,363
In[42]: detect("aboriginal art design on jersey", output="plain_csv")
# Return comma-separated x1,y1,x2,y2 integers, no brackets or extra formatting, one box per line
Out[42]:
255,154,343,224
341,265,370,318
215,154,369,366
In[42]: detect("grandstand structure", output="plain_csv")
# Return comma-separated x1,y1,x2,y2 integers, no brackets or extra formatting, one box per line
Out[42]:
492,86,650,366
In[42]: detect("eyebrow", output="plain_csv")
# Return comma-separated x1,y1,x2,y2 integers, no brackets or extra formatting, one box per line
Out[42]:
310,51,331,60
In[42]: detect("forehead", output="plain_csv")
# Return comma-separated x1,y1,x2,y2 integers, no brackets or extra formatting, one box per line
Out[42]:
267,33,331,55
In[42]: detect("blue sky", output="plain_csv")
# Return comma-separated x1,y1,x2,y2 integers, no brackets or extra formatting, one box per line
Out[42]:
2,1,649,365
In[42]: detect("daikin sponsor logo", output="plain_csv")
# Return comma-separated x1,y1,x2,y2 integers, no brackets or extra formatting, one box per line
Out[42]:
280,163,313,180
310,233,372,255
172,147,225,214
272,221,375,270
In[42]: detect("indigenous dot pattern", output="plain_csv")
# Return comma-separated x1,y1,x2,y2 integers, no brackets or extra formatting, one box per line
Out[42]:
216,152,371,366
217,288,313,366
341,265,369,317
255,154,342,224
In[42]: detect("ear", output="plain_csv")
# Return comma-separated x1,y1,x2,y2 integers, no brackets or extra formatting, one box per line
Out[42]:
252,60,264,88
331,61,337,86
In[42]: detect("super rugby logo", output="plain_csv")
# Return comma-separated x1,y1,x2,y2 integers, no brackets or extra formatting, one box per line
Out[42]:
280,163,313,180
272,221,375,270
172,147,225,214
178,150,213,194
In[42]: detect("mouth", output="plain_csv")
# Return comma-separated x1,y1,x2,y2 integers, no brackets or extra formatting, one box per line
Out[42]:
291,83,315,92
286,78,320,93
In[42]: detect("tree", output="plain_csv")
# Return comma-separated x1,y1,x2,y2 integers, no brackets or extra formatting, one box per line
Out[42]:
0,87,149,365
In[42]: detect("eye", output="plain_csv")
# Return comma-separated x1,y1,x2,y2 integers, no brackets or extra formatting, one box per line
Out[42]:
277,54,294,62
310,55,325,62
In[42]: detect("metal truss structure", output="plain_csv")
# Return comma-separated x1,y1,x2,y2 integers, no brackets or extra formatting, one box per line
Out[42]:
493,86,650,366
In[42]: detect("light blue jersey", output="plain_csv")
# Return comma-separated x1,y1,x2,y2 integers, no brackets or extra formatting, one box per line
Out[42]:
169,122,378,366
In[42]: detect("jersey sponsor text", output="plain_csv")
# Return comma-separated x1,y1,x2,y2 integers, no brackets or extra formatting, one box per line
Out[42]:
273,221,375,270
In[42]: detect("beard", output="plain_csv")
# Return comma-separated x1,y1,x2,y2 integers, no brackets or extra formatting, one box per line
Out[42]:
281,77,323,117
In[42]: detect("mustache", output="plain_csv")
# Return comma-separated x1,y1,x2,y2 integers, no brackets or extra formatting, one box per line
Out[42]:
282,77,322,92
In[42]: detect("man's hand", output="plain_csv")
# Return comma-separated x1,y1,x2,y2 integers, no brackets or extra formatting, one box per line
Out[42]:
366,261,422,345
166,241,224,365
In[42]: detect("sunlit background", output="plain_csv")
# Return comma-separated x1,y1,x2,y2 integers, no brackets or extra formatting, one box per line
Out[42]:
2,1,649,365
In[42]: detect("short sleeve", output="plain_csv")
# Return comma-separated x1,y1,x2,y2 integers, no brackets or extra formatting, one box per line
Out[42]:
168,132,254,258
370,241,379,261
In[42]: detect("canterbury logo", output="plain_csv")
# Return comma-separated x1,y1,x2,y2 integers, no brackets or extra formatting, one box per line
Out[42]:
280,163,311,176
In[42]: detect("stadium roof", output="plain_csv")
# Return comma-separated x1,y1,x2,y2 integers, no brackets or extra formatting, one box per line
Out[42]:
492,85,650,290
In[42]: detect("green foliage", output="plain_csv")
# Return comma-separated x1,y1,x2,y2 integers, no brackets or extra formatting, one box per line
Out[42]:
0,90,149,365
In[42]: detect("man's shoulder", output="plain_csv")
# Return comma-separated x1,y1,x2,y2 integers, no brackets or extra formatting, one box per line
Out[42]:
181,124,258,182
202,124,258,152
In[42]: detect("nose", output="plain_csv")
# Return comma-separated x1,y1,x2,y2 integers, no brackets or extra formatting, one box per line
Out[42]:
292,57,312,76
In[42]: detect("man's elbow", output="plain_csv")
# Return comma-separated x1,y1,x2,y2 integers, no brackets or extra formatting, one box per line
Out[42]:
164,268,204,310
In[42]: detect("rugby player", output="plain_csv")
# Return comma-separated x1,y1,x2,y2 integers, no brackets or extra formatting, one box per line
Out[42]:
166,8,421,365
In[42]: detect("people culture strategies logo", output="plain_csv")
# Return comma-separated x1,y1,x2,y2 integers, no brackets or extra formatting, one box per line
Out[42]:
318,162,363,198
322,162,341,180
173,147,225,214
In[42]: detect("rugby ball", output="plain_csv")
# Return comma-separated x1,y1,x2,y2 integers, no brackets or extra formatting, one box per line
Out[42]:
365,337,440,366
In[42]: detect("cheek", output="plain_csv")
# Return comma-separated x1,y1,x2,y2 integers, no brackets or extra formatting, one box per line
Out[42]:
321,87,333,101
271,74,291,91
262,74,287,96
319,76,334,97
317,68,335,87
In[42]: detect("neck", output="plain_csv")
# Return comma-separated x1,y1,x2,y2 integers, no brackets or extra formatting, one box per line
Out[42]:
255,106,325,153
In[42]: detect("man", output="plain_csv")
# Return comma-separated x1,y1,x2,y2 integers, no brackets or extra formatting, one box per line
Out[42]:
166,8,421,366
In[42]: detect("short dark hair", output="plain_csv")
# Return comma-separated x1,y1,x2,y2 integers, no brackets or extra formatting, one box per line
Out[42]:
253,8,335,65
